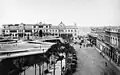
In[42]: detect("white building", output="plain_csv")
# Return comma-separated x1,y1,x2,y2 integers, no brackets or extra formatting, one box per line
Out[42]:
2,22,79,40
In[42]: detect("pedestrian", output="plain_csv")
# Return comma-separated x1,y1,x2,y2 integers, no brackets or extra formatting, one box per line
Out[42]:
104,62,107,67
83,44,85,47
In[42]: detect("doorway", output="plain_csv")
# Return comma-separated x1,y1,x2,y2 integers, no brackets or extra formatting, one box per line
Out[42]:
39,30,42,37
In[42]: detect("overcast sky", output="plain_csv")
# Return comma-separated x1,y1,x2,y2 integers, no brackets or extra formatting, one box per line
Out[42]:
0,0,120,27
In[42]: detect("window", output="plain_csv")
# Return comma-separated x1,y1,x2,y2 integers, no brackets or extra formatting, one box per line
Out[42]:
33,26,36,28
33,26,38,28
68,30,70,32
75,30,76,32
75,37,77,39
65,30,67,32
25,30,32,32
15,34,17,36
39,26,43,28
10,30,17,32
111,37,112,39
53,30,54,32
56,30,57,32
3,30,5,33
75,33,76,36
71,30,73,32
46,29,48,32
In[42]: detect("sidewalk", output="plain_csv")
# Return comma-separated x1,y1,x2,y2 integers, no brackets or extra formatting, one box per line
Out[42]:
95,47,120,71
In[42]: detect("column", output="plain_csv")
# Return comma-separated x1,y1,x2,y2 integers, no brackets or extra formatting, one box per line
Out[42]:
35,64,37,75
39,64,41,75
24,70,26,75
23,30,25,39
61,58,62,75
41,64,44,75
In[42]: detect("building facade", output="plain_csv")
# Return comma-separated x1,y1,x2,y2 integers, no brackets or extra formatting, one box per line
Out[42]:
2,22,51,39
88,26,120,66
2,22,78,40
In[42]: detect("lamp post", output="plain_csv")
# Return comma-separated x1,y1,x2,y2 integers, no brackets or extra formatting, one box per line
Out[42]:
61,57,62,75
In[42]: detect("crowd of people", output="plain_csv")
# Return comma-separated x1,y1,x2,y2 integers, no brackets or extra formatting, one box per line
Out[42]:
74,38,93,48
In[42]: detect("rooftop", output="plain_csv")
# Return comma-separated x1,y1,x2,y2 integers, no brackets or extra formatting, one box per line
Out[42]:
0,41,55,52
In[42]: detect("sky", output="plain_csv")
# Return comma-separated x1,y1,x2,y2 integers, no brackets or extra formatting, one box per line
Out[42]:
0,0,120,27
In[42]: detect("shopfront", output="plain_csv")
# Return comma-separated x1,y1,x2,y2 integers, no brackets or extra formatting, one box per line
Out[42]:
96,39,110,53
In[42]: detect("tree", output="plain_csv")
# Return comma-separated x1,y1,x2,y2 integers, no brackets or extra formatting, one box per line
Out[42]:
45,42,76,75
60,34,73,43
45,43,61,58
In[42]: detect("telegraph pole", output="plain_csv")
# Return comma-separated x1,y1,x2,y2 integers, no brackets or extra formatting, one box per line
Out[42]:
35,64,36,75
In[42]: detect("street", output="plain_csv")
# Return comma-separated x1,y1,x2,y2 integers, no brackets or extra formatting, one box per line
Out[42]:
73,43,120,75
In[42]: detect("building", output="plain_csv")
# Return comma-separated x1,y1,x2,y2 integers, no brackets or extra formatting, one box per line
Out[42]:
2,22,79,40
2,22,51,40
88,26,120,66
49,22,79,40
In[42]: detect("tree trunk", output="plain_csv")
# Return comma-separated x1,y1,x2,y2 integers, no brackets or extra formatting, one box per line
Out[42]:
65,53,68,73
61,59,62,75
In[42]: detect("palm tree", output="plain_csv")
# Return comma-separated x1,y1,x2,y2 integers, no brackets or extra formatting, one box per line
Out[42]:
45,42,76,75
45,43,62,75
60,42,76,74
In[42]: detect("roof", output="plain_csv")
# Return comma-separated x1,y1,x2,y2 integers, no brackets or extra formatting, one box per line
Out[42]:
50,25,78,29
0,40,56,59
2,23,51,27
65,26,78,29
0,41,55,51
50,26,58,29
2,22,78,30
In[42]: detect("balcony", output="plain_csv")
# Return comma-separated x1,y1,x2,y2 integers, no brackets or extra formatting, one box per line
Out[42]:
103,39,118,50
9,26,19,30
24,26,32,30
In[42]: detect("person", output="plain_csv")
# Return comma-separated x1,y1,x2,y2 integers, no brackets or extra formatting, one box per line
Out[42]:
83,44,85,47
80,46,81,48
105,62,107,67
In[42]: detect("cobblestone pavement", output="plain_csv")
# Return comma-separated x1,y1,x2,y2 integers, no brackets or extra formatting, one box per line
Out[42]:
72,43,120,75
